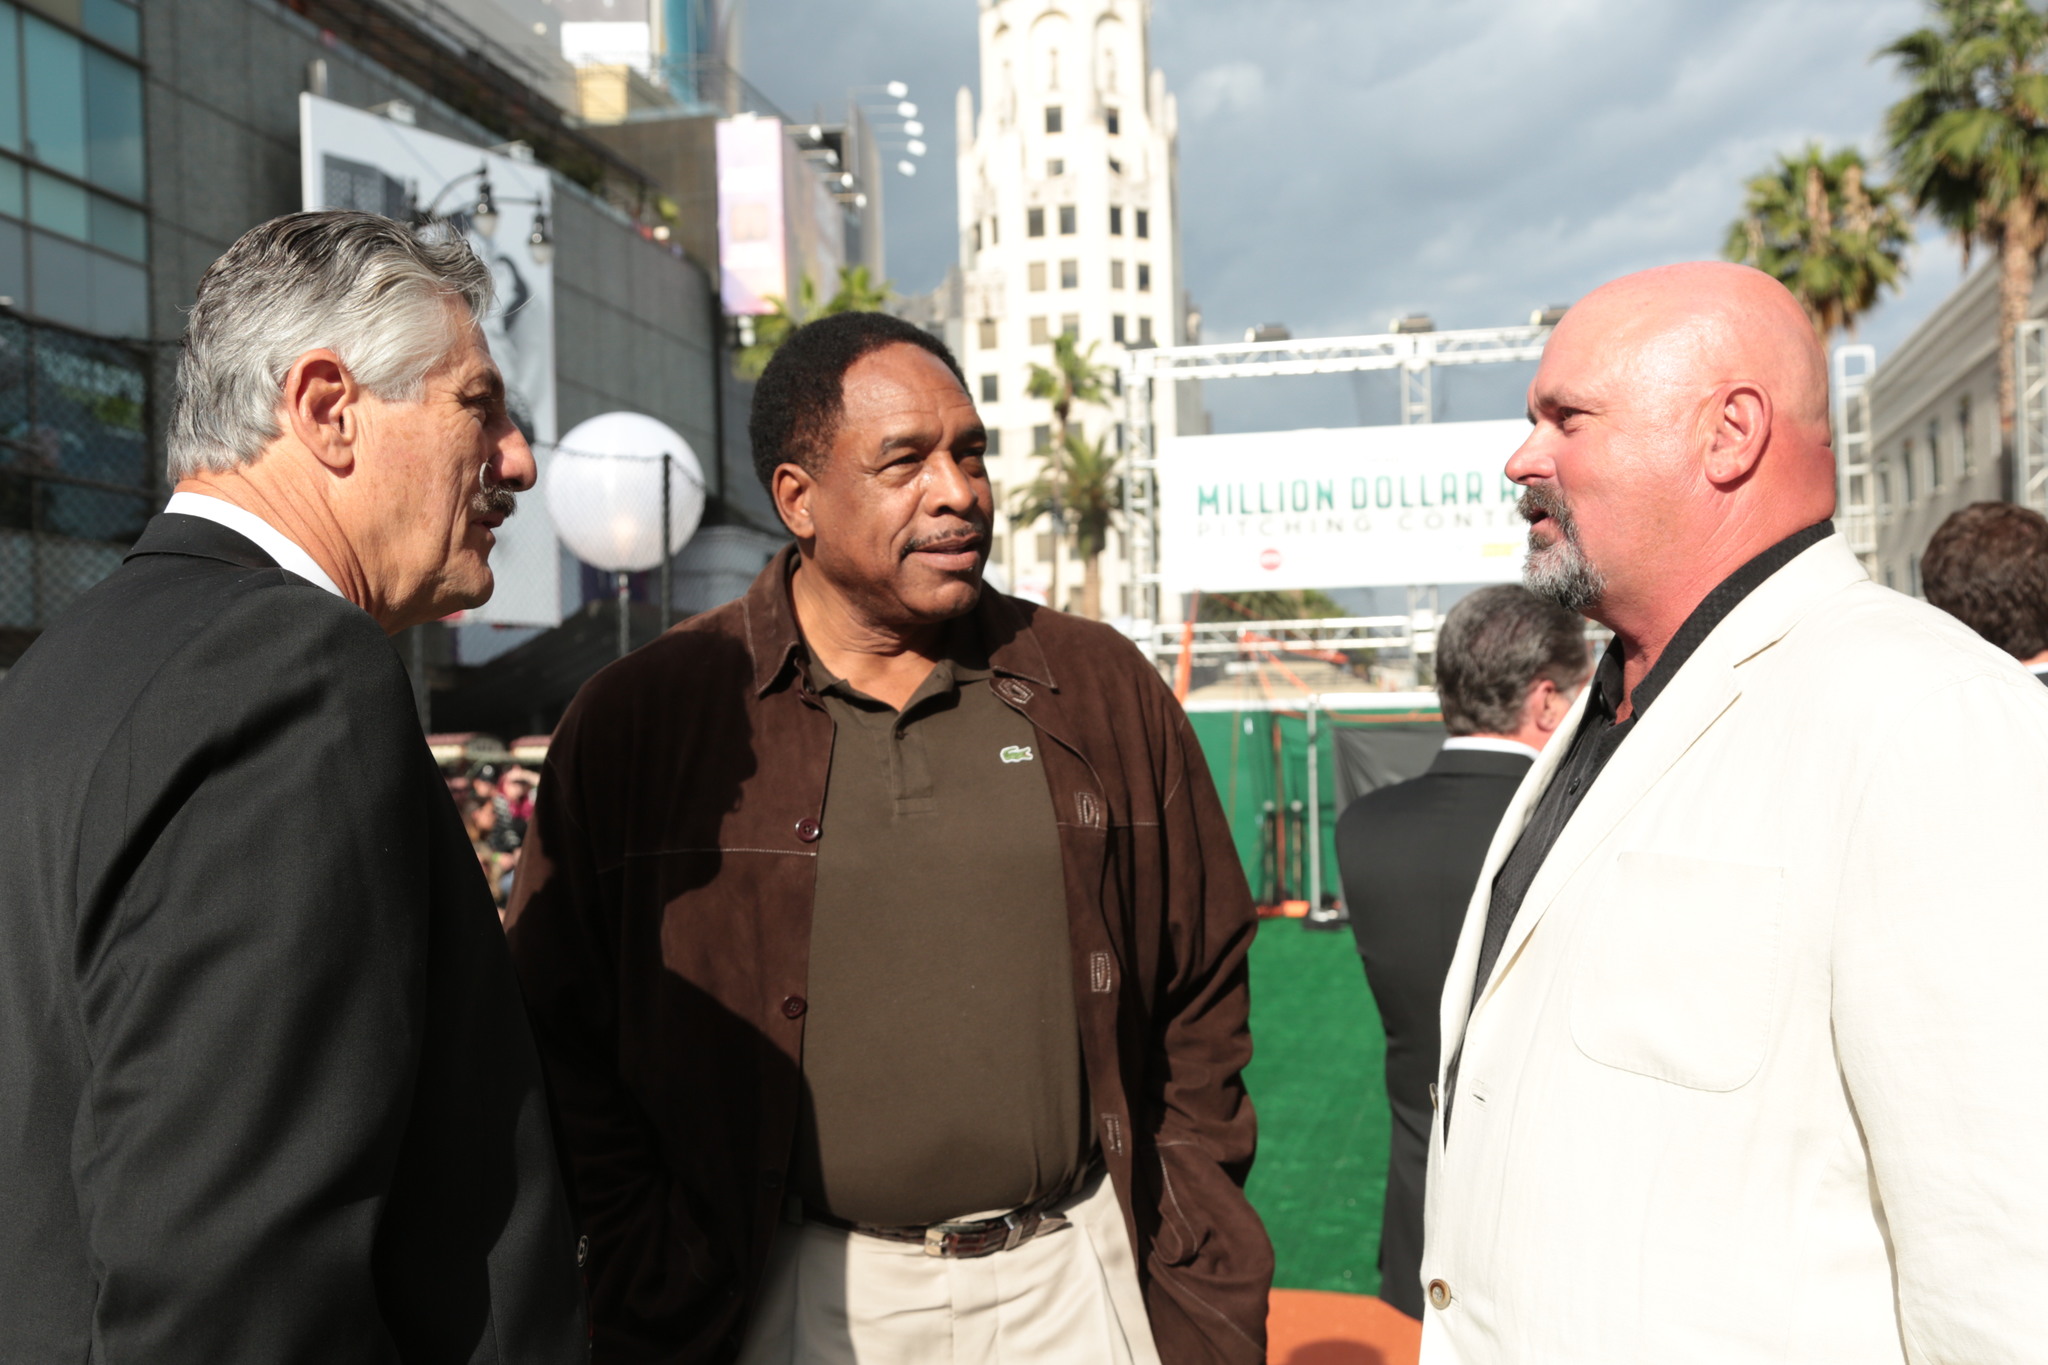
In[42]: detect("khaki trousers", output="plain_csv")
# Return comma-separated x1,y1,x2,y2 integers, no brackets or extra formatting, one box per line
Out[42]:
734,1169,1162,1365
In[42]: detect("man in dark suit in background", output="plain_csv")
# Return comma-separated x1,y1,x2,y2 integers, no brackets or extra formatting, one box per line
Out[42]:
0,213,583,1362
1922,500,2048,685
1333,584,1588,1318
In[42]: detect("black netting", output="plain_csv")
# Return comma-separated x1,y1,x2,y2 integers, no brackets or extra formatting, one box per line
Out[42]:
0,313,154,633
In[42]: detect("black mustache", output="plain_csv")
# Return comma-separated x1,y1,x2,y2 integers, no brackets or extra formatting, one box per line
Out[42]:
901,524,988,557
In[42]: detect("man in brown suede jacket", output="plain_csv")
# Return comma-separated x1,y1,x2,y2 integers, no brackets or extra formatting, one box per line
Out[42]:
506,311,1270,1364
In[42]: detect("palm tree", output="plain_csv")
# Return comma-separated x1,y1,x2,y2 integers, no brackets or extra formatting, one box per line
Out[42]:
1025,332,1113,452
1723,143,1914,344
1011,430,1121,619
1882,0,2048,459
735,264,894,378
1016,334,1116,611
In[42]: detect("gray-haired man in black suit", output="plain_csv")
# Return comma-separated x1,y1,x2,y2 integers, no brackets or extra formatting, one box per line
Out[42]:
1333,584,1588,1319
0,213,583,1362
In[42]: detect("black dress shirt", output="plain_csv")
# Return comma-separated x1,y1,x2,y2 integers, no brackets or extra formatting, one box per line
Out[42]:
1443,520,1834,1127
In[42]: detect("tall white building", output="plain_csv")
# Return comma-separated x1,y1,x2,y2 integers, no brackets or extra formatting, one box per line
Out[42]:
955,0,1201,617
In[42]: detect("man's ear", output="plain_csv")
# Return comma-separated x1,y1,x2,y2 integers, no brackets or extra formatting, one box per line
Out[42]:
281,349,359,475
772,461,818,540
1702,381,1771,486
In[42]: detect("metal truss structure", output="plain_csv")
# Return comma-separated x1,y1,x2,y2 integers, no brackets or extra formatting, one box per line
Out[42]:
1119,323,1554,664
2017,321,2048,519
1831,344,1877,574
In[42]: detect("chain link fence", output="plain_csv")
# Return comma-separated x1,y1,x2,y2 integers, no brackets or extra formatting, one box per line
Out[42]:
0,311,158,651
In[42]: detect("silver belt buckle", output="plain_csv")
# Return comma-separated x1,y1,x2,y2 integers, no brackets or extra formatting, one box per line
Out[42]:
924,1221,968,1257
1001,1211,1025,1253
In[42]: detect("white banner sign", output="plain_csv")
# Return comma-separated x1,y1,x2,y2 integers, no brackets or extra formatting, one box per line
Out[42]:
299,93,562,626
1159,421,1532,592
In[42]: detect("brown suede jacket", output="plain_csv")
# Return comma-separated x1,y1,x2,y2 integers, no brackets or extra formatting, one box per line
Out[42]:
506,547,1272,1363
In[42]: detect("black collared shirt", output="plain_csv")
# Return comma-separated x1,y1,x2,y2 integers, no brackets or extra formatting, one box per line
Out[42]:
1465,520,1836,1014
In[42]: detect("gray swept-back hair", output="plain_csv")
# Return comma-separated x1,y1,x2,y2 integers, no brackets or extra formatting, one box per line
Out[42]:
168,210,495,480
1434,584,1589,737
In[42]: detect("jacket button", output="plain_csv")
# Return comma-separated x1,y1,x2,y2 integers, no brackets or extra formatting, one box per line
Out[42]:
575,1234,589,1268
782,994,807,1019
795,818,822,842
1427,1278,1451,1310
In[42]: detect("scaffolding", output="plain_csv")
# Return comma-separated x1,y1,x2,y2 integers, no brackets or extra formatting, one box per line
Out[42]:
1119,323,1554,661
1831,343,1877,574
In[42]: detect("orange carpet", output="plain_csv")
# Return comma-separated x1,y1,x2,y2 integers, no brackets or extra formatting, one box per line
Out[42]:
1267,1289,1421,1365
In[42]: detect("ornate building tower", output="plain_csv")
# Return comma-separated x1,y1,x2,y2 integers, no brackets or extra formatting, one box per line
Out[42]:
956,0,1197,617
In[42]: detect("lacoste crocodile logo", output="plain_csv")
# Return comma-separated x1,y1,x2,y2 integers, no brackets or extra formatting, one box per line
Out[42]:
1000,745,1035,764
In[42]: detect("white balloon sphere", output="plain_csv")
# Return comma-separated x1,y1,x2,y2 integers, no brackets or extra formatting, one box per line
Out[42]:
546,412,705,574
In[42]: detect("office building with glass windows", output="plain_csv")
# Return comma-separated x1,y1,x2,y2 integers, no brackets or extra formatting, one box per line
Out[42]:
0,0,150,661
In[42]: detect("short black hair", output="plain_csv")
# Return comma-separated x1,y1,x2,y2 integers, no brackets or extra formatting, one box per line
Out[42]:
1435,584,1589,736
747,311,967,492
1922,500,2048,659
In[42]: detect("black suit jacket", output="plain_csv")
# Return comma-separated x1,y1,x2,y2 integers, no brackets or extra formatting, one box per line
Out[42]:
1333,745,1532,1319
0,514,584,1363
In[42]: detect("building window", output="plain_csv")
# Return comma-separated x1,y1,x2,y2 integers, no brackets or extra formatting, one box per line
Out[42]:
980,374,999,403
1028,207,1045,237
986,429,1003,457
1109,206,1123,236
1106,106,1121,136
972,222,982,253
1901,437,1916,502
1110,259,1125,289
1877,460,1892,515
978,318,998,349
1060,259,1078,289
1926,417,1942,489
1058,205,1076,235
1136,262,1152,292
1047,158,1064,177
1909,558,1922,598
1036,530,1056,561
0,3,148,340
1029,315,1050,344
1045,105,1063,134
1060,314,1078,337
989,215,999,246
1108,156,1123,175
1135,208,1150,238
1028,261,1047,291
1958,393,1973,475
1033,423,1053,452
1113,314,1127,343
1137,316,1154,344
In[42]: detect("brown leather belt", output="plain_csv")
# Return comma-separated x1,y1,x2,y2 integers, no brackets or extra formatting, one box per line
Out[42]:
807,1191,1073,1259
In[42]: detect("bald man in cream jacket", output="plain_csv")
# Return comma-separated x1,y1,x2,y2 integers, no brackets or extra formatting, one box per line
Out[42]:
1420,263,2048,1364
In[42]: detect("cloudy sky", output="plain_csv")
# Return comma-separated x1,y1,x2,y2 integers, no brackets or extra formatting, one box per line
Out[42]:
744,0,1965,433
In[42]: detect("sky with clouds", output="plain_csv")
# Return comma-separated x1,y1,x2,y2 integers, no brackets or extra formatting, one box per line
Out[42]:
743,0,1969,433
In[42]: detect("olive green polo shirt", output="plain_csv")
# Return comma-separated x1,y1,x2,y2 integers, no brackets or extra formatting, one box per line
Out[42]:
792,635,1088,1227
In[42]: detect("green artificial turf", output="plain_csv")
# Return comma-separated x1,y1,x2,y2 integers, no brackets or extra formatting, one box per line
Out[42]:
1242,917,1391,1296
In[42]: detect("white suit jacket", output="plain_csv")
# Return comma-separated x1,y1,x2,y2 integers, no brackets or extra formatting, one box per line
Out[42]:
1420,534,2048,1364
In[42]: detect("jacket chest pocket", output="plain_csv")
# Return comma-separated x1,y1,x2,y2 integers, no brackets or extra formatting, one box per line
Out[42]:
1568,852,1784,1092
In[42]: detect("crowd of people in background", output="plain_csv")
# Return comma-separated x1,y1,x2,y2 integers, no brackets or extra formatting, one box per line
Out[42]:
445,763,537,911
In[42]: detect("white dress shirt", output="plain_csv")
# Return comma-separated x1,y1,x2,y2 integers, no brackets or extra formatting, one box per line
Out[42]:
164,492,346,601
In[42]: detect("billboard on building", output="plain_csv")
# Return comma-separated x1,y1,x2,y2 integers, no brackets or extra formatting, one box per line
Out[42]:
716,114,847,316
716,115,787,315
297,92,562,627
1158,421,1531,593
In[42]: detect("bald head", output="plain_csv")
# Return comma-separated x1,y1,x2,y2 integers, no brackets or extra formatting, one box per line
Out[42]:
1562,262,1832,439
1505,261,1837,642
